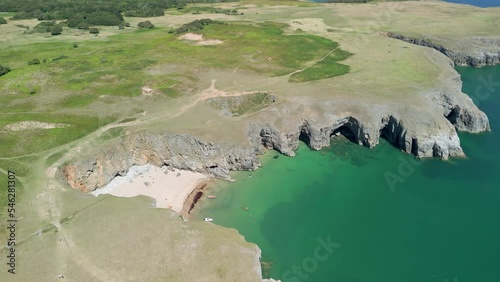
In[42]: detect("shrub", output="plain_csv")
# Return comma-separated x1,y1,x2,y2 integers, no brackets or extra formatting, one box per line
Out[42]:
51,25,63,35
33,21,56,33
52,55,69,61
28,58,41,65
174,19,218,34
138,21,155,29
89,27,99,34
77,22,89,30
0,17,7,24
0,65,11,76
15,24,29,30
73,43,78,48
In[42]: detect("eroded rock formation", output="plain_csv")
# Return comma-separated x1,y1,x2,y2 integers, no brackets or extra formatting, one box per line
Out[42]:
63,88,489,192
382,32,500,67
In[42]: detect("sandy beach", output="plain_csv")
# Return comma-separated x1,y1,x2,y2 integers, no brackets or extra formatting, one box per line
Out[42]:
91,164,208,213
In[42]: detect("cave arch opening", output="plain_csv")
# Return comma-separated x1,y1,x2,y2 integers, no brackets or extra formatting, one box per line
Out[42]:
299,127,310,145
379,123,404,152
445,106,460,125
331,125,357,143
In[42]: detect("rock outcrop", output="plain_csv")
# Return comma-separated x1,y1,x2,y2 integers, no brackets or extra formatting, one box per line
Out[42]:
382,32,500,67
63,133,260,192
64,87,489,192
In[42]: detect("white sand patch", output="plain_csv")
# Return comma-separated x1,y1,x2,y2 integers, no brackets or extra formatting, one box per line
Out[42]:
92,164,208,213
179,33,203,41
3,121,68,131
197,39,224,46
141,86,155,96
178,33,223,45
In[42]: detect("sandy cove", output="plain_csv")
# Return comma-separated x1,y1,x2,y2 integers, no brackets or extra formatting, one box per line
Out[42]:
91,164,209,213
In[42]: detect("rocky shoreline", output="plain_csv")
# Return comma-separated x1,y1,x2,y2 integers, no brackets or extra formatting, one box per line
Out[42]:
382,32,500,67
62,83,490,192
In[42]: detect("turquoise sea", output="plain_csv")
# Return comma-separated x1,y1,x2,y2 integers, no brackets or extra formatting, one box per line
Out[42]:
311,0,499,8
197,64,500,282
443,0,499,7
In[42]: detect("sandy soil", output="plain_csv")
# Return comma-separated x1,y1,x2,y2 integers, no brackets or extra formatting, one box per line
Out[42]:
91,164,208,213
3,121,68,131
141,85,155,96
179,32,224,45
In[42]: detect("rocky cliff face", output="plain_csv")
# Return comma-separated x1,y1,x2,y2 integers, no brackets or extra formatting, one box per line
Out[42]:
382,32,500,67
63,133,260,192
63,84,489,192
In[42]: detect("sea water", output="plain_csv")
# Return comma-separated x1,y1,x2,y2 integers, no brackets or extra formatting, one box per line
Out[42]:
311,0,499,8
197,65,500,282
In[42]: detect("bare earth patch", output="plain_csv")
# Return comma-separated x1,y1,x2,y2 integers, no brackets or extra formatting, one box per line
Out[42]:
179,32,224,45
141,85,156,96
3,121,68,131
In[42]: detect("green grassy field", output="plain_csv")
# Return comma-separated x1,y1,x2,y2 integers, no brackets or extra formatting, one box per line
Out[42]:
0,114,112,157
1,21,349,110
289,48,351,82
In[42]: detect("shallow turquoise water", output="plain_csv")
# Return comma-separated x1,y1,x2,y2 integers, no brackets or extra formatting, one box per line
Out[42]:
440,0,499,7
311,0,499,8
197,65,500,282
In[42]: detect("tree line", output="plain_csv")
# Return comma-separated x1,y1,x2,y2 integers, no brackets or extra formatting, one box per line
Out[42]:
0,0,234,26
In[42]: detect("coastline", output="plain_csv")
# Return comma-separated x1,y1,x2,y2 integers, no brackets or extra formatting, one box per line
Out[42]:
91,164,209,213
180,180,211,218
182,149,279,219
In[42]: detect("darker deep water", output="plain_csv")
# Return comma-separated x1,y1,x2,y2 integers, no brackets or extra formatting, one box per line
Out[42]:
198,65,500,282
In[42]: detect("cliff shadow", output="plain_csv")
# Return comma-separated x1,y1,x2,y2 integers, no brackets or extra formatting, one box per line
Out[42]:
379,122,419,156
331,125,357,144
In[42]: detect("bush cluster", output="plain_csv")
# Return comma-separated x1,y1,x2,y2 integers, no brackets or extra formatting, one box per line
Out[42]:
0,65,11,76
171,18,220,34
138,21,155,29
1,0,191,24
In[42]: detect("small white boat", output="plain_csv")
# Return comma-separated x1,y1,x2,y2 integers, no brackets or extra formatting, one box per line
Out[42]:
204,218,213,222
208,195,216,199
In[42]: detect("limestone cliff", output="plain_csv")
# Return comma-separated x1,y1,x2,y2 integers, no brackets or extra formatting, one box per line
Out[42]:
63,134,259,192
382,32,500,67
63,79,489,192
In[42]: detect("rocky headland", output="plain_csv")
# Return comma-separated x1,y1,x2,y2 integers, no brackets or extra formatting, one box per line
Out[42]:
62,67,490,192
382,32,500,67
52,2,499,281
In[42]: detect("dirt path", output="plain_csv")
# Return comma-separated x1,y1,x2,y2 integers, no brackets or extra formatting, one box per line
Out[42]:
288,46,341,77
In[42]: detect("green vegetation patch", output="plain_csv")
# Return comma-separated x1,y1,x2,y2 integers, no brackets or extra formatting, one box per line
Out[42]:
1,22,350,108
181,6,242,16
0,113,114,157
206,92,277,116
57,93,99,108
289,49,351,83
0,64,11,76
172,18,221,34
180,22,350,77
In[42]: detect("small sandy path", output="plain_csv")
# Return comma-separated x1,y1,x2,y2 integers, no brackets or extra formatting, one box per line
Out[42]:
2,121,68,131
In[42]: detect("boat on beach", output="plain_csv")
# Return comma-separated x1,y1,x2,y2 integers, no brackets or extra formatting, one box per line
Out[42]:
204,218,213,222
